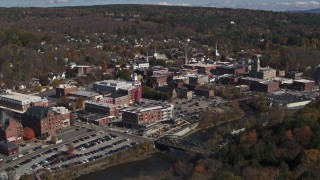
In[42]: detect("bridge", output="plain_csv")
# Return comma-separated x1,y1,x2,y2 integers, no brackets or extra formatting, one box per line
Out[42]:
154,135,211,155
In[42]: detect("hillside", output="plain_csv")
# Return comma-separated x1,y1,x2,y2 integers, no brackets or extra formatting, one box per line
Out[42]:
0,5,320,87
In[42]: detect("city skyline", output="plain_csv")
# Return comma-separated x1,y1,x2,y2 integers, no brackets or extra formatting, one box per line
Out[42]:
0,0,320,11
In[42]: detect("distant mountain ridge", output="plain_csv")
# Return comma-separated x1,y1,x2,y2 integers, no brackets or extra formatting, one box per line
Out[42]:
288,8,320,13
304,8,320,13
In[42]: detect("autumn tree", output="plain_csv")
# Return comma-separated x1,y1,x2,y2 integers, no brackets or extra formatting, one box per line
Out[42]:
66,143,75,155
117,69,132,81
23,127,35,140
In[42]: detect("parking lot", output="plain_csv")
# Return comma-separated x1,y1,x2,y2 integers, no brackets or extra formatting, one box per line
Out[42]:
6,130,139,178
171,96,227,123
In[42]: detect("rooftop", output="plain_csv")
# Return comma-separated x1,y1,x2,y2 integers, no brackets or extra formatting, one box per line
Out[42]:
68,90,100,98
0,91,46,105
122,104,173,114
85,100,117,108
294,79,315,83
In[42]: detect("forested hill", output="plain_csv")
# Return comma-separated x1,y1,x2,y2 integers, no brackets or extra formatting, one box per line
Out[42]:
0,5,320,87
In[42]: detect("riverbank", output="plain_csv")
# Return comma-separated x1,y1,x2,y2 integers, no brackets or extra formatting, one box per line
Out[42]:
41,141,158,180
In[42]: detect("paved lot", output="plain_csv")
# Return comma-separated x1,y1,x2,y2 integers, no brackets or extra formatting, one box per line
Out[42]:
2,124,148,178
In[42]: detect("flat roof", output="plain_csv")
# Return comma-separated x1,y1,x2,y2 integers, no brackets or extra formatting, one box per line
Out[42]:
294,79,315,83
184,63,215,68
85,100,116,108
122,104,173,113
68,90,100,97
0,92,42,102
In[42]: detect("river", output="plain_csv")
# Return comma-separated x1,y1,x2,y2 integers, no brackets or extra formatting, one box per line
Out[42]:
76,150,188,180
76,103,272,180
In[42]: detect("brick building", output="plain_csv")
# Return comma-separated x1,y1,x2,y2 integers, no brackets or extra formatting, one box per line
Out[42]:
101,94,131,107
219,74,239,85
93,80,142,104
216,66,246,75
194,88,215,98
184,63,216,74
167,79,184,89
0,89,48,119
292,79,315,91
51,107,71,128
84,101,119,117
0,117,23,144
176,87,193,99
56,85,78,97
0,141,19,156
254,81,280,93
189,75,209,85
149,75,168,87
22,107,64,138
122,104,174,127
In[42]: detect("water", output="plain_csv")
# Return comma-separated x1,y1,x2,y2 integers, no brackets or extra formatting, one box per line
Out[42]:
77,103,271,180
76,150,188,180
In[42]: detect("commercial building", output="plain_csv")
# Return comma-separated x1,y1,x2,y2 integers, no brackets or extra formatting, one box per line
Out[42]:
0,89,48,119
219,74,239,85
0,141,19,156
80,113,114,126
84,101,119,117
75,65,91,76
189,75,209,85
292,79,315,91
51,106,71,128
255,80,280,93
176,87,193,99
93,80,142,104
22,107,65,138
67,90,102,101
149,75,168,87
56,85,78,97
167,79,184,89
216,66,246,75
239,77,279,92
0,112,23,143
184,63,216,74
194,88,215,98
147,66,169,76
101,94,131,107
122,104,174,127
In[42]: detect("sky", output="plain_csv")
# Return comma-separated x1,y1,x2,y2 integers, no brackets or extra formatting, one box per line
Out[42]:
0,0,320,11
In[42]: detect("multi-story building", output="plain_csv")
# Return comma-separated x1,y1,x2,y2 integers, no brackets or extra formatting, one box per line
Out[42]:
122,104,174,127
0,89,48,119
93,80,142,104
147,66,169,76
0,141,19,156
292,79,315,91
67,90,102,101
51,106,71,128
189,75,209,85
22,106,65,138
100,94,131,107
84,101,119,117
216,66,246,75
75,65,91,76
194,88,215,98
56,85,78,97
0,112,23,143
149,75,168,87
184,63,216,74
176,87,193,99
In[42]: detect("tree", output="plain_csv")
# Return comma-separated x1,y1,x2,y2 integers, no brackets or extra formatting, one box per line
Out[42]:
39,75,49,86
51,79,60,88
117,69,132,81
23,127,35,140
66,143,75,155
51,135,57,144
